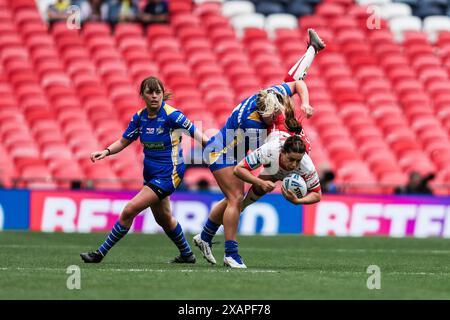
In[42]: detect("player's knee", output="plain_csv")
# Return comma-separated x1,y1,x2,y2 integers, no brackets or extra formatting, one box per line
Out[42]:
226,192,244,205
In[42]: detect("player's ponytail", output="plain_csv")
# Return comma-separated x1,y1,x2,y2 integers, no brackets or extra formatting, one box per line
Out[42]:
283,97,303,134
139,76,172,101
283,135,306,154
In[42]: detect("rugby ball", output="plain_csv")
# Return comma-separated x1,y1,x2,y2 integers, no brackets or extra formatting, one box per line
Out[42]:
282,173,307,198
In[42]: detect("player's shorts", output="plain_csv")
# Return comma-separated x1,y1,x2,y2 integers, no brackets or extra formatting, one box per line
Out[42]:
204,129,242,172
205,127,265,172
143,158,185,200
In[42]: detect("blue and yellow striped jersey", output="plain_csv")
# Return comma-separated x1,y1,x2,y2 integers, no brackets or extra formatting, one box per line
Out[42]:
224,83,293,131
122,101,196,164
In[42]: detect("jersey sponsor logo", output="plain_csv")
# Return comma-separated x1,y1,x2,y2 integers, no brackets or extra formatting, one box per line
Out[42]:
182,119,192,129
302,172,317,181
142,141,165,150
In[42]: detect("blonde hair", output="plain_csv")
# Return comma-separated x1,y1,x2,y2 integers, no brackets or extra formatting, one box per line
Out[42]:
256,90,285,117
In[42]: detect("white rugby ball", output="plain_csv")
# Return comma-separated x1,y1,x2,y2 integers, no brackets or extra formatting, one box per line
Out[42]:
282,173,307,198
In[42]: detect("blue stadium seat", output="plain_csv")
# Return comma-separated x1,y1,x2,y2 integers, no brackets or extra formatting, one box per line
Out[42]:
256,1,286,16
287,1,314,17
414,4,446,19
393,0,419,9
419,0,448,8
248,0,290,5
302,0,322,6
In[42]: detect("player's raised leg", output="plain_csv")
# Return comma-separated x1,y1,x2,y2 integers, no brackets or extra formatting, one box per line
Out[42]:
80,186,159,263
284,29,326,82
151,196,196,263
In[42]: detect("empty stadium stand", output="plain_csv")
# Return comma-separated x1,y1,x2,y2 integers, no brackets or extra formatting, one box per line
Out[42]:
0,0,449,195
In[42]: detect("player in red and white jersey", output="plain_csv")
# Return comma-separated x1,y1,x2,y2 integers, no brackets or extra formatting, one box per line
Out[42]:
235,134,321,209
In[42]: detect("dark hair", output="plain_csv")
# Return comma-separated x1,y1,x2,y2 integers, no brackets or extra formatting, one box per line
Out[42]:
283,97,303,134
139,76,172,101
282,135,306,154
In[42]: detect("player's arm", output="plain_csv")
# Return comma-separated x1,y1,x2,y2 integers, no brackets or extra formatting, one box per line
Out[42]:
90,138,132,162
193,128,210,147
234,159,275,194
170,111,209,147
282,188,321,205
91,111,139,162
285,80,313,119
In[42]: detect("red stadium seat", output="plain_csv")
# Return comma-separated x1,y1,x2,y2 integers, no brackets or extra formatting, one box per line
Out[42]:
1,1,448,193
184,167,216,189
209,27,236,44
114,23,143,41
169,0,193,14
171,13,201,31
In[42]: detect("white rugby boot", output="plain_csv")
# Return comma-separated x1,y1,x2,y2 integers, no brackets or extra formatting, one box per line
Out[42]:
193,234,217,265
223,255,247,269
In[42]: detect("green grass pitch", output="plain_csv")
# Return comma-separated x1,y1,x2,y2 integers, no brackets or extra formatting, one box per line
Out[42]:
1,231,450,299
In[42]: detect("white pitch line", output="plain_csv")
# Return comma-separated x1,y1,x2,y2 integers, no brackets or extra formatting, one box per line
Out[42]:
0,244,85,249
1,267,449,276
0,267,279,274
2,245,450,255
332,248,450,255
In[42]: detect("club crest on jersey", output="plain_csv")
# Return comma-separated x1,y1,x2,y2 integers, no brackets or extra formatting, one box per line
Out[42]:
156,127,164,134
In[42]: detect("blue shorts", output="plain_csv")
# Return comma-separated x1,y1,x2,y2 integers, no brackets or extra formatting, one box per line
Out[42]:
143,158,185,199
204,129,244,172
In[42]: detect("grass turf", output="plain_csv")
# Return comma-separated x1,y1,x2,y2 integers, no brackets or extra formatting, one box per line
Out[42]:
1,231,450,300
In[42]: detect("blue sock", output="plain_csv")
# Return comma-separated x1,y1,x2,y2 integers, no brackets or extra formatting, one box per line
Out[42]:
200,218,220,244
225,240,242,263
98,221,129,256
166,223,192,256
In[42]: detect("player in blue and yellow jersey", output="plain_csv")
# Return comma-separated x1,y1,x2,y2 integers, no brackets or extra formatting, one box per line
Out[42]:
194,29,326,269
80,76,209,264
195,81,312,269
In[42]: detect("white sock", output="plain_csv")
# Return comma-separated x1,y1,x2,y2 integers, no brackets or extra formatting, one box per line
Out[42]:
285,46,316,81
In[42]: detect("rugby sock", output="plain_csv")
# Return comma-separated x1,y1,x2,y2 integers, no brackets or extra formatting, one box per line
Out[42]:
200,218,220,244
242,186,264,210
225,240,242,262
284,46,316,82
166,222,193,256
98,221,129,256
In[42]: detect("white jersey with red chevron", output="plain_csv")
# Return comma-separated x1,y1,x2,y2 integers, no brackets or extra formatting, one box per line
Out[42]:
243,134,321,192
